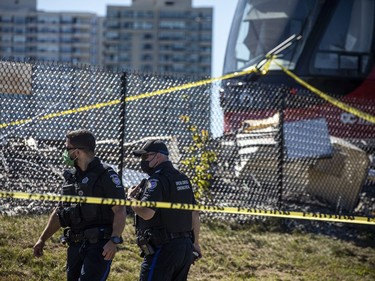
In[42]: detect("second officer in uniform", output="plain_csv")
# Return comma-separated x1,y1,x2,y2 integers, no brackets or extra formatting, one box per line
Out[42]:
128,140,201,281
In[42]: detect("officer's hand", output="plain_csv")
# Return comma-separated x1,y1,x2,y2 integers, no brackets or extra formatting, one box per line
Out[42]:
127,185,140,199
33,239,45,258
192,243,202,263
102,240,118,261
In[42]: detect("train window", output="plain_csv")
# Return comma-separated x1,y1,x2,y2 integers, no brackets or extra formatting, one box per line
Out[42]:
312,0,374,76
224,0,319,74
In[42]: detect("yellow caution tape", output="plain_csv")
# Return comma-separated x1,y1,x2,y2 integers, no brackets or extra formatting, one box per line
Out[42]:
273,60,375,124
40,100,121,120
0,67,258,129
1,190,374,225
0,100,121,129
2,57,374,128
0,118,33,129
126,68,258,102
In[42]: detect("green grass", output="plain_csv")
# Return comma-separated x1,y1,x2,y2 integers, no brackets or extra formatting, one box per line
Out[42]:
1,215,375,281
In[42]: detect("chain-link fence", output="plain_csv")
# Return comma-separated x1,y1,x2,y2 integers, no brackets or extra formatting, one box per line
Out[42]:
0,58,374,223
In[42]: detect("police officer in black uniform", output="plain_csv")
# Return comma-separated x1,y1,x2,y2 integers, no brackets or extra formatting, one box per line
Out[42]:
128,140,201,281
33,129,126,281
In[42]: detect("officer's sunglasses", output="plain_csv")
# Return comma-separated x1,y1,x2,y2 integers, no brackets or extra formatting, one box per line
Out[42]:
65,147,85,151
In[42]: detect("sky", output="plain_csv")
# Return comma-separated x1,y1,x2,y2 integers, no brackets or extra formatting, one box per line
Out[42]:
37,0,238,78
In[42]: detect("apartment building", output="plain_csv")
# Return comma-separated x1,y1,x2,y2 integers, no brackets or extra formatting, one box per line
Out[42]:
103,0,213,76
0,0,101,65
0,0,213,75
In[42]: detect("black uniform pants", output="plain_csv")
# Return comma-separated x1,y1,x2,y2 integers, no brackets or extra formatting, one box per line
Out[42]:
66,239,112,281
139,237,194,281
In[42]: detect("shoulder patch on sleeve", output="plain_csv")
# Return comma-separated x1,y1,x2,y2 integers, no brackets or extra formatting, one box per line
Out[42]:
110,173,122,188
147,179,159,190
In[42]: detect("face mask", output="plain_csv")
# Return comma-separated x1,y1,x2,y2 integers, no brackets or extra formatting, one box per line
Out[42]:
140,153,158,175
140,160,154,175
62,150,75,167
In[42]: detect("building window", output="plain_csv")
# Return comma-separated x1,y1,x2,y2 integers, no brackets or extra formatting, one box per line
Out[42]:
134,21,153,30
37,15,59,24
14,16,26,24
2,34,12,42
122,10,134,18
159,31,185,40
119,53,130,61
142,54,153,61
13,46,26,53
13,35,26,43
142,65,153,72
134,11,154,18
106,19,120,28
61,15,73,23
0,15,12,23
61,26,73,33
160,11,187,19
201,33,212,41
143,44,153,50
160,21,186,30
106,31,119,40
143,33,153,39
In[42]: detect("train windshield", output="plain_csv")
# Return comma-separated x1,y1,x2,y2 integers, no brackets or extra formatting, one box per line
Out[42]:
224,0,375,77
311,0,374,77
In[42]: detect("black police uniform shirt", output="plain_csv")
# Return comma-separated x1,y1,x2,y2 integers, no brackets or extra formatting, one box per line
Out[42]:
61,157,125,233
138,161,196,233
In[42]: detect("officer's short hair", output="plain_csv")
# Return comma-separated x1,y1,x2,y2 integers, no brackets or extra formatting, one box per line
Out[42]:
66,129,95,153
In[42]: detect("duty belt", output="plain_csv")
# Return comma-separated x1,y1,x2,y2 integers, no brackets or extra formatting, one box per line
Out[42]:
167,231,192,240
64,227,112,244
136,230,193,257
68,231,84,243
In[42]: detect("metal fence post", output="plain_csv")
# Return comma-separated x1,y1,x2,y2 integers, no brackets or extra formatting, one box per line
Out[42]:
118,72,127,182
276,86,286,209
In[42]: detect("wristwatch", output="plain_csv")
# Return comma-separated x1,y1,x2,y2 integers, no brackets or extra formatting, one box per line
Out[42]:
110,236,123,244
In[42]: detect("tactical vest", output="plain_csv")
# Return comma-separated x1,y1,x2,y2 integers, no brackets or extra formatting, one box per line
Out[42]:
136,163,193,234
61,163,113,232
